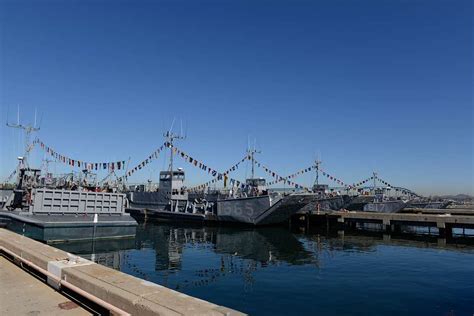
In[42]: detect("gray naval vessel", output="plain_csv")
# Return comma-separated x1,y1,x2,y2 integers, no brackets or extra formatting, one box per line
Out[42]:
0,115,137,242
298,184,351,213
127,133,317,225
0,165,137,243
127,170,316,226
345,188,408,213
406,199,452,209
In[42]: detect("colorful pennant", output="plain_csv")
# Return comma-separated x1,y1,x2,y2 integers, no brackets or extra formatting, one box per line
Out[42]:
318,167,353,189
351,176,374,188
34,138,125,171
188,155,248,191
119,145,164,181
253,159,310,191
267,164,316,186
171,145,257,191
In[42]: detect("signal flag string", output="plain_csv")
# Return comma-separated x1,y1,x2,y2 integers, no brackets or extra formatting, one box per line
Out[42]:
171,144,258,190
187,155,249,191
253,159,311,191
34,138,126,172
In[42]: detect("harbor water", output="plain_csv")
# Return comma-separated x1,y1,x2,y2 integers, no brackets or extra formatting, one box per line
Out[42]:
55,223,474,316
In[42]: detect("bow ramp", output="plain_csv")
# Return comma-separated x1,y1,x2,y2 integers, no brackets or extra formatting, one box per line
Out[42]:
216,193,318,226
254,194,317,225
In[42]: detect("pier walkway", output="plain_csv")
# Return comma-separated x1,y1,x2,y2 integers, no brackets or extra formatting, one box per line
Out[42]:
0,256,90,315
0,228,244,316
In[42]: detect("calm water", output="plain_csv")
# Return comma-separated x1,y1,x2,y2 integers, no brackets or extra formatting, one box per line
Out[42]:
56,223,474,316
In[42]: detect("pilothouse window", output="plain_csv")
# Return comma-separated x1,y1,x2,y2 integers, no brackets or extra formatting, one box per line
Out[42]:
246,178,266,186
160,172,185,181
160,174,171,180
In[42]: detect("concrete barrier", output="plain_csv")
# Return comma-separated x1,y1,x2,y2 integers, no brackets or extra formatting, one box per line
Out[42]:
0,229,245,316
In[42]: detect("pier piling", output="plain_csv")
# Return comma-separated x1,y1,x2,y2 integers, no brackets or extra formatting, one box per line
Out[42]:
296,210,474,240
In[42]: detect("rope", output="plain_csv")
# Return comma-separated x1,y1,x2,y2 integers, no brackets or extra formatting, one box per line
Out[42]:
3,169,17,183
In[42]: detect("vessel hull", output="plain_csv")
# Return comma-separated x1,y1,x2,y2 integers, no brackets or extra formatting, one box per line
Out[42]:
363,200,407,213
0,211,137,243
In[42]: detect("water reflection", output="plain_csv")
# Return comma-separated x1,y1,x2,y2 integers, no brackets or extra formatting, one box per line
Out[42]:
54,223,474,315
54,238,135,270
125,224,318,290
55,223,474,279
136,224,315,267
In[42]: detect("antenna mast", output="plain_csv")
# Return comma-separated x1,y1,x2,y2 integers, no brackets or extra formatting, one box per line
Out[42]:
42,158,54,175
372,171,377,194
247,140,261,179
6,106,41,168
164,126,185,173
314,158,322,186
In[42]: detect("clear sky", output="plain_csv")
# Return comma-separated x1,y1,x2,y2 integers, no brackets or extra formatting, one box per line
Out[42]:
0,0,472,196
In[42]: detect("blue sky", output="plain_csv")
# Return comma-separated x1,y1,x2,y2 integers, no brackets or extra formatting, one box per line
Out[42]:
0,0,472,195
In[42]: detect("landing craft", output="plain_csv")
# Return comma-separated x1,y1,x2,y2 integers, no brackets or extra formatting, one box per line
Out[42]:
0,114,137,242
126,134,318,225
1,158,137,243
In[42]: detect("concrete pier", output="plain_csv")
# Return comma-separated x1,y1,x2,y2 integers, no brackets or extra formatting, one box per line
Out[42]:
296,211,474,239
401,207,474,216
0,256,90,315
0,228,244,316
